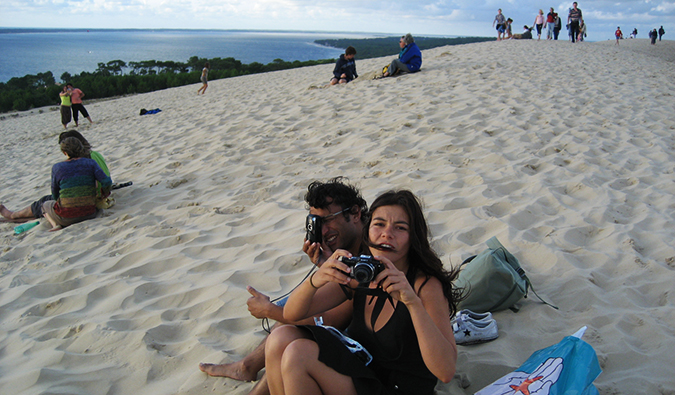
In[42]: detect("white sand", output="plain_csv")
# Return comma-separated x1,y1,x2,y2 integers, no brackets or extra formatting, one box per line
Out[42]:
1,38,674,395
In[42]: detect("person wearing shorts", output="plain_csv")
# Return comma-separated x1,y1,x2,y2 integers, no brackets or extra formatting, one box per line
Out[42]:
197,62,210,95
493,9,506,41
67,83,93,126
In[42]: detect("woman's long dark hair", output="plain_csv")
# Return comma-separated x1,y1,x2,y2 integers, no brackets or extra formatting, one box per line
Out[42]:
365,190,462,316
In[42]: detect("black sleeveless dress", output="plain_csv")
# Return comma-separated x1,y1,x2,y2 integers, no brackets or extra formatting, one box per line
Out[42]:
302,287,438,395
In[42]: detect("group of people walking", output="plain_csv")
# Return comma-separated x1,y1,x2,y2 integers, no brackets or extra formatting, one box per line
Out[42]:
493,2,586,42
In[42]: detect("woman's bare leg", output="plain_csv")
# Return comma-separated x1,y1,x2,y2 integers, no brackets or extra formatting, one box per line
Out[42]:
266,326,357,395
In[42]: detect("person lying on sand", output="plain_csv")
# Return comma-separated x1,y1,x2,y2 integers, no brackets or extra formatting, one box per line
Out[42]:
1,131,111,223
512,25,534,40
199,177,368,395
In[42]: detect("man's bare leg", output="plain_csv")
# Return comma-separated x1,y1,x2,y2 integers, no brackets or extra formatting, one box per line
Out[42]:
0,204,36,221
199,337,266,381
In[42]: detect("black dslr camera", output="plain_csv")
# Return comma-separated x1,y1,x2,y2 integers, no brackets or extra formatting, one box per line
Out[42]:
306,214,322,243
339,255,384,285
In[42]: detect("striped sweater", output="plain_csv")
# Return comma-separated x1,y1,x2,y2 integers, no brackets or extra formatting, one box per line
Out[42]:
51,158,112,218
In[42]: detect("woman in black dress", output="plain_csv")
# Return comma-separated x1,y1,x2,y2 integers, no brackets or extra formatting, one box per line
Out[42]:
265,190,462,395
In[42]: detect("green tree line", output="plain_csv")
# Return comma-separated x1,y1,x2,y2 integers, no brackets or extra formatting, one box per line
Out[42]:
315,36,496,59
0,36,494,113
0,56,334,113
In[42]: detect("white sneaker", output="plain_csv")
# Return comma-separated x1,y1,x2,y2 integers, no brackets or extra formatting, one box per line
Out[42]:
453,315,499,345
454,309,493,323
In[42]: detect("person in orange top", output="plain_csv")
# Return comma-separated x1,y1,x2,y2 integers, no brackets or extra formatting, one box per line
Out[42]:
66,83,93,126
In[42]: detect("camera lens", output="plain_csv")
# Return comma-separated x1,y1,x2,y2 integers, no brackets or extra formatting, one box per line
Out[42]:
352,263,374,284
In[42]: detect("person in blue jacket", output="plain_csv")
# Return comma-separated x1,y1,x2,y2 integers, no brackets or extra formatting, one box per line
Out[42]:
330,46,358,85
383,33,422,77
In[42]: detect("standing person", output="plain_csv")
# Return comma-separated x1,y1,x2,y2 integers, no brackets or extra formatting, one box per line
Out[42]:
533,9,545,40
199,177,368,395
568,2,583,43
546,8,557,40
382,34,422,78
197,62,210,95
649,29,658,45
658,26,665,41
631,28,638,38
66,83,93,126
265,190,462,395
42,137,112,231
493,9,507,41
59,86,72,129
615,27,623,45
330,46,358,85
578,19,587,41
554,13,563,40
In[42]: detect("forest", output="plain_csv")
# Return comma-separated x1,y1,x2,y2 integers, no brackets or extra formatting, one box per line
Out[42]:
0,36,494,113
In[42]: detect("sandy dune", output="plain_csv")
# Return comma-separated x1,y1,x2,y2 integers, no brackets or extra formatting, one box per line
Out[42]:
1,38,674,395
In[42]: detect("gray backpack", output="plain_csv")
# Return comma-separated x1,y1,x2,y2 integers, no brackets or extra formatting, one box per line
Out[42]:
454,237,557,313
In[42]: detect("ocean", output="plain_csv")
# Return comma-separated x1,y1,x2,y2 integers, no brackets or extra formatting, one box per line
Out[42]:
0,29,378,83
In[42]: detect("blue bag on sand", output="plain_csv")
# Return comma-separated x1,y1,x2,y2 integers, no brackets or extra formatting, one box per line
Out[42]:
475,327,601,395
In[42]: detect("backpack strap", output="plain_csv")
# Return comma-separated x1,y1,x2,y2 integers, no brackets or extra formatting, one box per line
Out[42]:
524,276,559,310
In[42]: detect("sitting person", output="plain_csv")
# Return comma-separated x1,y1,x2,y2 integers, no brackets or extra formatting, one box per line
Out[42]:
265,190,462,395
199,177,368,395
1,131,111,223
512,25,534,39
382,34,422,77
42,137,112,231
330,46,358,85
505,18,514,39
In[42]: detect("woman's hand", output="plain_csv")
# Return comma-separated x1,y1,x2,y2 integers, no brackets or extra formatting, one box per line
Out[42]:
311,250,354,288
372,256,419,306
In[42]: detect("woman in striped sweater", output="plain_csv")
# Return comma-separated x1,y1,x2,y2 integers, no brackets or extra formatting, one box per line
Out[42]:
43,137,112,231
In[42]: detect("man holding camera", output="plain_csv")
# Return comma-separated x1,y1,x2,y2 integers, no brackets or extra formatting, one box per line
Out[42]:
199,177,368,395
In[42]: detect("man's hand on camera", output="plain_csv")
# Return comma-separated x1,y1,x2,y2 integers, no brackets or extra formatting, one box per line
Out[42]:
303,239,334,267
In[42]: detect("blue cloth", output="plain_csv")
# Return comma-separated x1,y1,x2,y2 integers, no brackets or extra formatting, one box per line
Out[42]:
476,334,601,395
399,43,422,72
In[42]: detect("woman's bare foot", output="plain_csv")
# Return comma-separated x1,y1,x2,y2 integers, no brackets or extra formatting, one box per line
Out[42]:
49,225,63,232
199,362,258,381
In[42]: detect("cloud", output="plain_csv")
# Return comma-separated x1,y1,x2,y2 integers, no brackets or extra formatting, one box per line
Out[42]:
0,0,673,39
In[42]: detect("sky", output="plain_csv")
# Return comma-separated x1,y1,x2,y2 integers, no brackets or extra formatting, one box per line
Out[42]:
1,0,673,42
